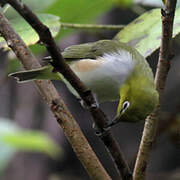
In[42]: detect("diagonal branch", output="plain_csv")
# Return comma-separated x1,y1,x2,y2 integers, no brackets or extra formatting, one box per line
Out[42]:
133,1,177,180
3,0,132,179
0,12,111,180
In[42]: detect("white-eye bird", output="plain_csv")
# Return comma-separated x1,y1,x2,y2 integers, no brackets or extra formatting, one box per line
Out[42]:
9,40,158,123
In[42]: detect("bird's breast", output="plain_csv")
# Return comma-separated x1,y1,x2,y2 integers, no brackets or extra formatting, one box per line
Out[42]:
69,54,134,103
71,58,104,72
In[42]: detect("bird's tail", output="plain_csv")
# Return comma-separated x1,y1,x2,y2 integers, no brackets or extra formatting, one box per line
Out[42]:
8,65,62,83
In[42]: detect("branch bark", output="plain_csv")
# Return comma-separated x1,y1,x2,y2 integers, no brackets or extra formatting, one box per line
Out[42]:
133,1,177,180
2,0,132,179
0,12,111,180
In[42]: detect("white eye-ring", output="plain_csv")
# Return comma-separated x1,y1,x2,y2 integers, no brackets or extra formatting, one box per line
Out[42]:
121,101,130,114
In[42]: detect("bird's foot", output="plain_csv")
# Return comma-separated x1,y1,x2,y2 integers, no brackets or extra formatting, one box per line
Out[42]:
92,123,111,137
77,93,99,109
77,98,88,109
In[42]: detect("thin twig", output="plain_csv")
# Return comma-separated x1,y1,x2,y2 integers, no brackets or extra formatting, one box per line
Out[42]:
133,1,177,180
61,22,124,31
0,12,111,180
4,0,132,179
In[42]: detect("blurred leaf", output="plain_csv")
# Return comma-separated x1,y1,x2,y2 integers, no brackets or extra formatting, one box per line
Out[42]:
2,1,115,55
46,0,114,37
0,118,62,165
22,0,57,12
47,0,114,23
1,131,61,158
134,0,180,8
134,0,164,7
113,0,133,7
0,13,60,50
115,8,180,58
3,0,57,19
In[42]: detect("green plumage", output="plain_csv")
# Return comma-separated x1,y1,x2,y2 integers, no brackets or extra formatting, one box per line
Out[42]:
9,40,159,123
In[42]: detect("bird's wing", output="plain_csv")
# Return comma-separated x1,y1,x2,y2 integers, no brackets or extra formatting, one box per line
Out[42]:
8,65,62,82
62,40,126,61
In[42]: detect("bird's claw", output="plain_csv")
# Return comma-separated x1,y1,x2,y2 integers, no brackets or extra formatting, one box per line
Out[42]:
77,93,99,109
77,98,88,109
92,123,111,137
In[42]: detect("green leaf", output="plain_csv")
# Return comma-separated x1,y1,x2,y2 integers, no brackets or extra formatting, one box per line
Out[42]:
47,0,113,23
115,8,180,58
0,13,60,50
46,0,114,37
134,0,180,8
114,0,133,7
0,118,62,159
2,0,57,19
134,0,164,7
1,131,61,158
22,0,57,12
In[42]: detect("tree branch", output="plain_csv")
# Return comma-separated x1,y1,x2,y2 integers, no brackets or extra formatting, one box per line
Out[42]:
133,1,177,180
3,0,132,179
0,12,111,180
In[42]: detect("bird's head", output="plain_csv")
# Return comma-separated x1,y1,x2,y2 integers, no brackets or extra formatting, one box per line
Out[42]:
116,80,159,123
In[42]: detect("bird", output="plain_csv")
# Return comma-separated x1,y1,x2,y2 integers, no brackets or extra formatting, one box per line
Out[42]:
9,40,159,125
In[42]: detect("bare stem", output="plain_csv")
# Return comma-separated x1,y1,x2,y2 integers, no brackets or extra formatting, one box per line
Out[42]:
3,0,132,179
0,12,111,180
133,1,177,180
61,22,124,31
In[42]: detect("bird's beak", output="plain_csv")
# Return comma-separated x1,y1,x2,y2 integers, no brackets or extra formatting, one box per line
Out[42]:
119,107,124,114
106,107,126,128
106,114,121,128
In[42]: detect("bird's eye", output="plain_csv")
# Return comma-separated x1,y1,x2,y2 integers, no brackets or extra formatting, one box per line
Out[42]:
122,101,130,112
